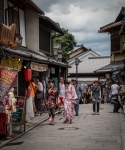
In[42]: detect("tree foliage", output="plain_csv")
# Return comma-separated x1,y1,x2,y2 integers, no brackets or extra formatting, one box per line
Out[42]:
52,27,77,63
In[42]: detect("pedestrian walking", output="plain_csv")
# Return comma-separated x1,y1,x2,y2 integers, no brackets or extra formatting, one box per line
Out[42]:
81,81,88,104
72,78,83,116
35,77,43,115
110,81,123,113
30,79,38,116
63,80,77,124
86,87,91,103
104,81,110,105
25,82,34,122
91,80,102,115
58,77,65,114
47,79,58,125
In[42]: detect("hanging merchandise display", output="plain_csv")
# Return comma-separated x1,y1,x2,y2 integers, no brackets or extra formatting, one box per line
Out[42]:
24,68,32,82
5,88,17,137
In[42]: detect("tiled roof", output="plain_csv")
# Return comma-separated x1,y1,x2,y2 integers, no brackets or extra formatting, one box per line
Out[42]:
68,50,100,64
2,46,68,67
99,21,122,33
39,15,64,34
68,44,84,54
18,47,48,61
95,61,124,73
68,56,110,74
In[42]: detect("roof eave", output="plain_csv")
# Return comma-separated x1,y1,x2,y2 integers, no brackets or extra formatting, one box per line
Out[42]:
39,15,64,34
98,22,122,33
28,0,44,15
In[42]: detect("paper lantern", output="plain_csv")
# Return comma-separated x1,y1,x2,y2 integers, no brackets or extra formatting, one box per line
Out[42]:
24,68,32,82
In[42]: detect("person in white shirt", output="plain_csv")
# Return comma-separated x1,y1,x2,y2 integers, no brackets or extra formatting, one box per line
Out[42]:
111,82,119,95
110,81,123,113
58,77,65,114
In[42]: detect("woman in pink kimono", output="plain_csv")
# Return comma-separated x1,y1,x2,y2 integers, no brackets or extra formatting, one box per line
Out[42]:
63,80,77,124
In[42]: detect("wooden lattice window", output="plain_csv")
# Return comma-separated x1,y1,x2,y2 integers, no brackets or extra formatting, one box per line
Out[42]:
111,34,120,52
39,26,50,54
8,9,20,35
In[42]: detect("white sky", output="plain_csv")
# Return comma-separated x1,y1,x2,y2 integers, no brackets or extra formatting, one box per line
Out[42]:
32,0,125,56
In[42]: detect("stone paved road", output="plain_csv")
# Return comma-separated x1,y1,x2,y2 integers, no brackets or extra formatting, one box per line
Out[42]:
1,104,125,150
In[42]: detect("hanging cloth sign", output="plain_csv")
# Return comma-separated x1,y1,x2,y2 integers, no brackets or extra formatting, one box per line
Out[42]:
0,69,17,105
31,62,48,72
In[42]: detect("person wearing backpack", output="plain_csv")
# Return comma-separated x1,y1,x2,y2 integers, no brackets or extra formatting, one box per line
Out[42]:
91,80,102,115
72,78,83,116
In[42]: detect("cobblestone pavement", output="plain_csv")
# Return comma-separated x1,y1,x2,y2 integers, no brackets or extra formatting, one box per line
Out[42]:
1,104,125,150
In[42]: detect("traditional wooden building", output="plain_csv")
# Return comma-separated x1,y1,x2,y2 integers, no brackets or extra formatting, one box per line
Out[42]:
0,0,68,96
96,7,125,84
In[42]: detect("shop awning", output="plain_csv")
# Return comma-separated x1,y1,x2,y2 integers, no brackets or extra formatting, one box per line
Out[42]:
95,61,124,73
31,62,48,72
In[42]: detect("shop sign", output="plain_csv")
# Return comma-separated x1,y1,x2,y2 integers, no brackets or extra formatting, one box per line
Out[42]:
0,23,16,43
31,62,48,72
0,69,17,105
0,58,22,70
51,67,55,74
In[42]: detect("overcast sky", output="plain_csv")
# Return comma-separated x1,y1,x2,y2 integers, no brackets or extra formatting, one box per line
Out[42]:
32,0,125,56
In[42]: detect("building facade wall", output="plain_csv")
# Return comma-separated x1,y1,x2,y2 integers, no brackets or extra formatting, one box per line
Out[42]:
25,9,39,53
19,9,26,47
114,52,125,61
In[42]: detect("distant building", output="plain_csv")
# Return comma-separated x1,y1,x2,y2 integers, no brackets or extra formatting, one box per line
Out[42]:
68,46,110,84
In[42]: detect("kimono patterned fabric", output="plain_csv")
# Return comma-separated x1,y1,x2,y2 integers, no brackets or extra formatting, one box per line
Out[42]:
63,84,77,120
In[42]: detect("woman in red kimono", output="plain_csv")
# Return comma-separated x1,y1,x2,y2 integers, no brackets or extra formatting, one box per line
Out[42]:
47,79,58,125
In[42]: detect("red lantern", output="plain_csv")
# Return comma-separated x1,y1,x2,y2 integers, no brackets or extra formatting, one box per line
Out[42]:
24,68,32,82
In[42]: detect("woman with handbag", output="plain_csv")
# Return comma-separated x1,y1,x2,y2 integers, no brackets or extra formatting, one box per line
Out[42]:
47,79,58,125
63,80,77,124
91,80,102,115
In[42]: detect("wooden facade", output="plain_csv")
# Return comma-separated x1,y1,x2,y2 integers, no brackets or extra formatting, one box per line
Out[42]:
98,7,125,62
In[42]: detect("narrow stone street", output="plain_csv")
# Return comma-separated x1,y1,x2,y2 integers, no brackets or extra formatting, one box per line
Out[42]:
1,104,125,150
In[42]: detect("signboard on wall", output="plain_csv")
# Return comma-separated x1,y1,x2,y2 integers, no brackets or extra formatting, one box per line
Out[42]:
0,69,17,105
0,23,16,43
51,67,55,74
31,62,48,72
0,58,22,70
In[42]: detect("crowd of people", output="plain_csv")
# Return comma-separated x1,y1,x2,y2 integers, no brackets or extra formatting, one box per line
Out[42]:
25,77,125,125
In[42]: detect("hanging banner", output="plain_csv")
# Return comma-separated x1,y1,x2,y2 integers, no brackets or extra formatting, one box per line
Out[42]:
31,62,48,72
0,69,17,105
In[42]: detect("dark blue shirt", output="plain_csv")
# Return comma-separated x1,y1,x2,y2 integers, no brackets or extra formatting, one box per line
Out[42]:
91,86,101,100
74,84,82,99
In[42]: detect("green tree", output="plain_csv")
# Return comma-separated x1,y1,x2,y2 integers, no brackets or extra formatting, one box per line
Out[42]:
52,27,77,63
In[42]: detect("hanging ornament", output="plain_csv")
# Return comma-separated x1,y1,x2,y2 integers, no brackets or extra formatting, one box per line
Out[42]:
24,68,32,82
